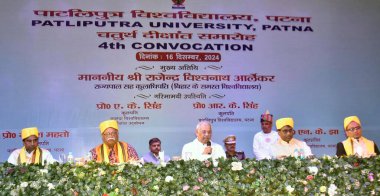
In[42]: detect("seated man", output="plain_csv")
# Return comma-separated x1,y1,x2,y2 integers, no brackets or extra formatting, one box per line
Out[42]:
224,135,245,160
8,127,56,165
90,120,139,164
336,116,379,157
142,137,170,164
253,110,278,160
269,118,312,159
181,121,226,161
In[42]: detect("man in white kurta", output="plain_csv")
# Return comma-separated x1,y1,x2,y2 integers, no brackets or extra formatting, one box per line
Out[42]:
182,121,226,161
269,118,312,159
253,110,278,160
8,148,56,165
8,127,56,165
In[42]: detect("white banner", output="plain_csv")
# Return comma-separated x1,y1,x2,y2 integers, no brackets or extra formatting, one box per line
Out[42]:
1,0,380,161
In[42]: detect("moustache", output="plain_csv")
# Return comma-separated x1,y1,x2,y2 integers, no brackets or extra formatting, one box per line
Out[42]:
107,137,116,141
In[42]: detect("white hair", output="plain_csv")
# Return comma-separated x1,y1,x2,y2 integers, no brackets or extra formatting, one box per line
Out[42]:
196,121,212,131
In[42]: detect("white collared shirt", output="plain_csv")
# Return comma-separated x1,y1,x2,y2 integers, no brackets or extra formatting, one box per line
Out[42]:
182,139,226,161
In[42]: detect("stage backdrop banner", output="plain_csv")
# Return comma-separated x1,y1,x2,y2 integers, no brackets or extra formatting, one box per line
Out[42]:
1,0,380,161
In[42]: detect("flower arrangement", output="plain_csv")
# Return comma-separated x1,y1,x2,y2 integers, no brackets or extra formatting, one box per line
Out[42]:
1,156,379,195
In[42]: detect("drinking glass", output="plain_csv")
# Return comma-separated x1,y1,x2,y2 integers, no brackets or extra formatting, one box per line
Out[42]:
59,153,67,164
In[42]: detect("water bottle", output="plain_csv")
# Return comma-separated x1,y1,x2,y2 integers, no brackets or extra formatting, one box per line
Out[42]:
59,153,67,164
299,148,305,159
86,152,92,163
293,149,299,158
159,151,165,163
184,152,192,161
67,152,74,164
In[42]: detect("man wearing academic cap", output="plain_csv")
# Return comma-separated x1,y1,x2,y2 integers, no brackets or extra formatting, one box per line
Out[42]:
252,110,279,160
7,127,56,165
269,117,312,159
90,120,139,164
336,116,379,157
224,135,245,160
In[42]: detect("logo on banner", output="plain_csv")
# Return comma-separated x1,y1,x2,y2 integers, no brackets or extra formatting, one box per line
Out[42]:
172,0,186,9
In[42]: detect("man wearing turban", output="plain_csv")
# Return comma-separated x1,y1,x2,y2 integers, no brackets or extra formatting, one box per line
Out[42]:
89,120,139,164
7,127,56,165
269,118,312,159
336,116,379,157
252,110,279,160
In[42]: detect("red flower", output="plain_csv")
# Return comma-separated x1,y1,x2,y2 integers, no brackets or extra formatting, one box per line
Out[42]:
131,187,138,195
306,175,314,181
353,162,360,167
102,194,108,196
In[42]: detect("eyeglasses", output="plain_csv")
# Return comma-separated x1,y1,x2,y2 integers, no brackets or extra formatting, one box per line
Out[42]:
103,132,118,137
346,126,361,132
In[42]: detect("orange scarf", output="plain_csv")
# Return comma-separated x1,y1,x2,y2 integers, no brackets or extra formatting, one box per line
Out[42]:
18,147,42,164
342,137,375,156
94,142,129,163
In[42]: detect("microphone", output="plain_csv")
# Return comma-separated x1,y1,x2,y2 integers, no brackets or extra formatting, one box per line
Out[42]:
206,141,211,154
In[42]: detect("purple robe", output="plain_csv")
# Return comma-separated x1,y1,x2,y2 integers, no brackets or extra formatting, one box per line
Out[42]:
142,152,170,164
